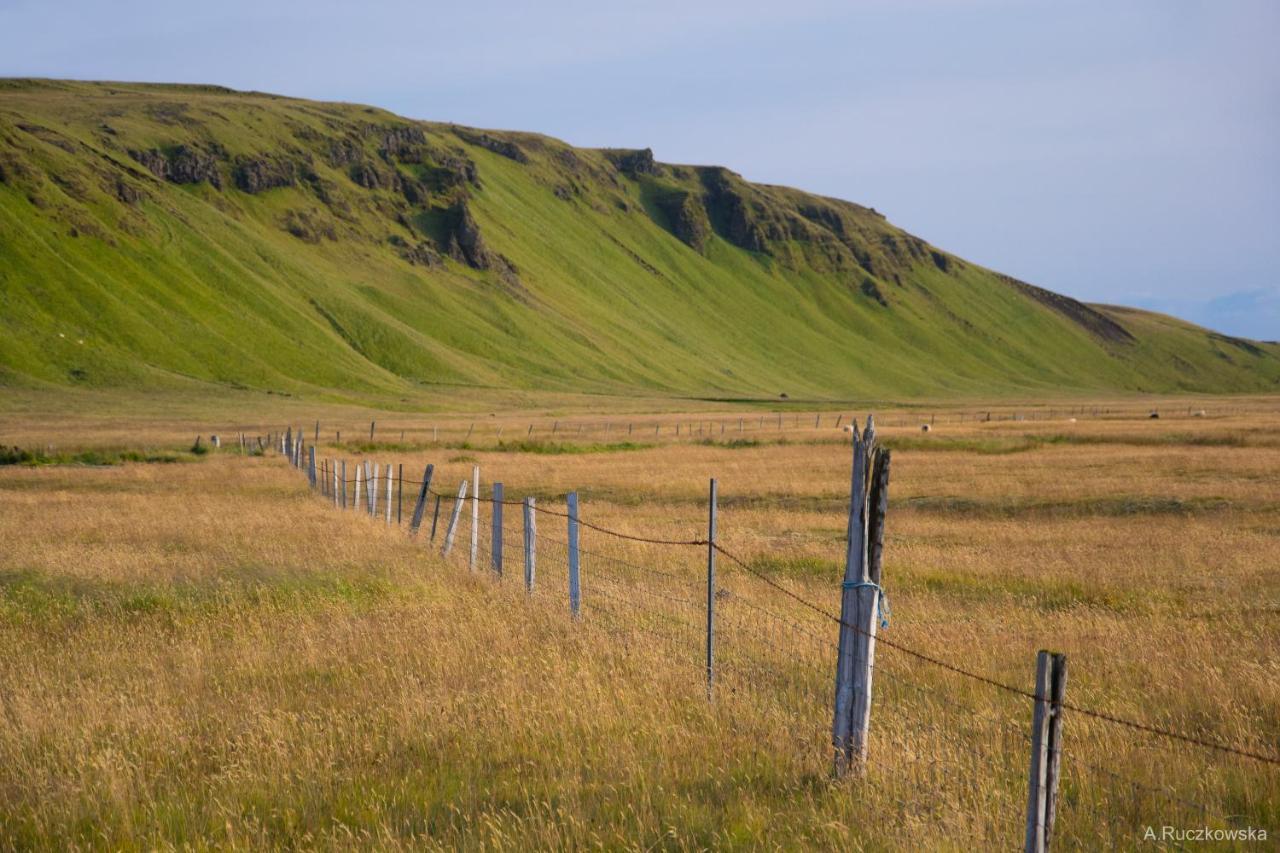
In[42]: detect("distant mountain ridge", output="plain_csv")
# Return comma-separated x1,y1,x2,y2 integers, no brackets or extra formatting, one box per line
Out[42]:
1,78,1277,403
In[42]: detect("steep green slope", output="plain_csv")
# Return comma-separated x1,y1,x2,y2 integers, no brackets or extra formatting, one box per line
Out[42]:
1,78,1276,404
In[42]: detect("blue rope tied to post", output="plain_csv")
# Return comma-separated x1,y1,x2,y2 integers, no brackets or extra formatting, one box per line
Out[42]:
842,580,891,629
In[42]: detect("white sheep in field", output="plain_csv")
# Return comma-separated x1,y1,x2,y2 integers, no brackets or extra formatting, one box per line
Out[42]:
841,424,855,433
921,424,931,433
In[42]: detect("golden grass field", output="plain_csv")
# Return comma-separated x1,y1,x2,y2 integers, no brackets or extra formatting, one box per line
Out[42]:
1,394,1277,849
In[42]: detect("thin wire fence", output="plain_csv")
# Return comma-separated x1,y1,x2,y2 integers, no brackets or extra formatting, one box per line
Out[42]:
270,432,1277,848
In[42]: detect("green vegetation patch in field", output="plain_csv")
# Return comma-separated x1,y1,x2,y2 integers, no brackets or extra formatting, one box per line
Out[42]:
0,445,185,466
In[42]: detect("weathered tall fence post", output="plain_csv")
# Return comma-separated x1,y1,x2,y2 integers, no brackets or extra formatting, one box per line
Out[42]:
308,447,316,487
492,482,504,575
354,464,363,512
1025,650,1068,853
340,460,347,509
1025,651,1052,853
833,415,889,778
369,463,380,517
523,497,536,593
566,491,581,619
469,466,480,571
332,461,339,508
397,463,404,524
409,464,434,536
441,480,468,556
706,478,718,700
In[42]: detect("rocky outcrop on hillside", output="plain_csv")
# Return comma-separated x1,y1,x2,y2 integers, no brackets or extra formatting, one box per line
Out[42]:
128,144,223,188
604,147,661,177
453,128,529,164
233,154,304,193
657,191,710,252
698,168,768,253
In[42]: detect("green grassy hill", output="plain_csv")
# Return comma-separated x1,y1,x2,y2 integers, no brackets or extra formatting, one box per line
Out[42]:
2,78,1277,406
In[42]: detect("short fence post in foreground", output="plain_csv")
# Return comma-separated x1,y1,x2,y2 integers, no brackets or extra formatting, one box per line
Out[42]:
441,479,469,556
469,466,480,571
1025,650,1067,853
492,482,504,575
409,464,434,536
567,491,581,618
523,497,536,593
706,478,718,700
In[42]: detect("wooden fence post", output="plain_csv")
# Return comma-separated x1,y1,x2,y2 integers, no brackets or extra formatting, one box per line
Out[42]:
1044,653,1068,849
469,466,480,571
567,491,581,618
523,497,536,593
706,478,717,700
833,416,886,777
1025,650,1053,853
332,461,339,508
385,463,394,525
340,460,347,509
492,482,504,575
441,480,468,556
397,463,404,524
409,464,434,535
354,464,363,512
430,494,442,541
308,447,316,487
370,420,376,442
369,463,380,517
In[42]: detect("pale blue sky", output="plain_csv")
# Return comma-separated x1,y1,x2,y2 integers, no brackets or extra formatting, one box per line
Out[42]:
3,0,1276,339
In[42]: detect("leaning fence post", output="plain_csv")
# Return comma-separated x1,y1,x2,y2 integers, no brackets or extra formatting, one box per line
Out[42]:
567,491,581,618
308,447,317,487
492,482,504,575
409,464,434,536
442,480,469,556
430,494,442,541
706,478,718,700
523,497,536,593
1044,653,1067,849
1025,650,1053,853
469,466,480,571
